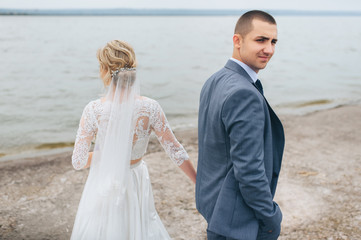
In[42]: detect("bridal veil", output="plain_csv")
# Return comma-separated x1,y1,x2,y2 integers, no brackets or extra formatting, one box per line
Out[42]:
71,68,140,239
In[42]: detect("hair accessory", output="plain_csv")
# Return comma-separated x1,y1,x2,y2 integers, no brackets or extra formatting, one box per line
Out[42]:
111,67,136,78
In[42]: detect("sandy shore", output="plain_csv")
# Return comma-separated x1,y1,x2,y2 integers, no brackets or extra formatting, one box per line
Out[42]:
1,105,360,240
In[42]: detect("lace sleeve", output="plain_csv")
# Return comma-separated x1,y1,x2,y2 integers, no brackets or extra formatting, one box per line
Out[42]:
72,102,97,170
150,101,189,166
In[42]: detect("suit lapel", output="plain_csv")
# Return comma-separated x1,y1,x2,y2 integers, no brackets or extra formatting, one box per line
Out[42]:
224,59,284,158
225,60,266,98
264,97,285,175
224,60,254,86
226,60,285,175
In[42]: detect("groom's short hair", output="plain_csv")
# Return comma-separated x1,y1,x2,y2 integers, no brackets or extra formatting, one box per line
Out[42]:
234,10,276,37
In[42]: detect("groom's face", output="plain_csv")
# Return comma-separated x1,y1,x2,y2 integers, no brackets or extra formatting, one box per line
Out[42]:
236,19,278,73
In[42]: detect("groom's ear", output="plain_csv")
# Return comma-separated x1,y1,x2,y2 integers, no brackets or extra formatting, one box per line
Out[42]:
233,34,242,49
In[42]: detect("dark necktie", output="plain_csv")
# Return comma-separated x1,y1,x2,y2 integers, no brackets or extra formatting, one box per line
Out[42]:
255,79,264,95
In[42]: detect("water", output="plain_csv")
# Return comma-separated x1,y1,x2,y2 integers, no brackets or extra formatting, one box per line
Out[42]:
0,15,361,158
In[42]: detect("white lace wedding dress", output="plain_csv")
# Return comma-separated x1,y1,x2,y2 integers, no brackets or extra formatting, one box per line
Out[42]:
71,96,189,239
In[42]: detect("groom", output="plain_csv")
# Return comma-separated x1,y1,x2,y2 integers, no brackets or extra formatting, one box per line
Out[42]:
196,10,285,240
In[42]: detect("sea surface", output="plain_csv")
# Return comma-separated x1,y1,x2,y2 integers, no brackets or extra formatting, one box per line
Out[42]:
0,15,361,159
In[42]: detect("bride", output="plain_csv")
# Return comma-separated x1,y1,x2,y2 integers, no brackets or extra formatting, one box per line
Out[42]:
70,40,197,239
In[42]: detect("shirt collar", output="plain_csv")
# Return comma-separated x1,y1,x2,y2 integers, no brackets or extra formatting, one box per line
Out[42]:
230,58,258,83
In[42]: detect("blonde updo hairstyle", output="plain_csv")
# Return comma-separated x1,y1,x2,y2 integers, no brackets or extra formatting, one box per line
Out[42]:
96,40,137,87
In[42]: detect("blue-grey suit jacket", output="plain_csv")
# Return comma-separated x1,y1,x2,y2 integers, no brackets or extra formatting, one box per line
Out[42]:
196,60,285,239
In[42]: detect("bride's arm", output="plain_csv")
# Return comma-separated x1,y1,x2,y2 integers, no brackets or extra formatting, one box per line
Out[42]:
151,101,196,184
72,103,96,170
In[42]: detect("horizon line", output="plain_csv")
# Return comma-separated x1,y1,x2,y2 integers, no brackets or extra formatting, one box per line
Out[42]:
1,8,361,16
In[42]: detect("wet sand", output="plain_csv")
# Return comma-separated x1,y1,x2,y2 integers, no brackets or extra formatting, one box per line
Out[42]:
1,105,360,239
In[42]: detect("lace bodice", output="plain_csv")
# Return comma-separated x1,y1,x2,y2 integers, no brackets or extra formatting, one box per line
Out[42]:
72,97,189,170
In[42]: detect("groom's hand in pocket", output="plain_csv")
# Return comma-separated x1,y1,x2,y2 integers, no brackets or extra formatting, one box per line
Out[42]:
257,202,282,240
257,224,281,240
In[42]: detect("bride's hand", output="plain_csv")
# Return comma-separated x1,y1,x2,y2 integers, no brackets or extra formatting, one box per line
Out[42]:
179,160,196,184
84,152,93,168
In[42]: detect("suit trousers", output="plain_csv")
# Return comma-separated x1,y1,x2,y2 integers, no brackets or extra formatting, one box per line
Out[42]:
207,228,280,240
207,229,237,240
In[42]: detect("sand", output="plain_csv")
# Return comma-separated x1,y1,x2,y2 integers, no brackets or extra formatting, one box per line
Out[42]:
1,104,360,240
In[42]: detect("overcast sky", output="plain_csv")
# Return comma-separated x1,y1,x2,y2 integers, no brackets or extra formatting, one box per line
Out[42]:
1,0,361,11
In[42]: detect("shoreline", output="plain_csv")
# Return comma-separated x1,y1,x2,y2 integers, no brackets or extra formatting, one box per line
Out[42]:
1,104,361,239
1,101,359,163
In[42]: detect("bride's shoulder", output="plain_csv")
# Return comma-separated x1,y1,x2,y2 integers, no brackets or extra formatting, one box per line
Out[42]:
83,98,103,113
137,96,158,105
136,96,162,111
86,98,102,107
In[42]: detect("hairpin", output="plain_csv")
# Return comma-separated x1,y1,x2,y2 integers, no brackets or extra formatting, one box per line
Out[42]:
111,67,136,78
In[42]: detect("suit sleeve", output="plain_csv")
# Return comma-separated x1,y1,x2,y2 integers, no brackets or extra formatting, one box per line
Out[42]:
222,88,282,232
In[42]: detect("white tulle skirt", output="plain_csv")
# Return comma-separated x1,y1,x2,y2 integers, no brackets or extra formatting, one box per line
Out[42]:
71,161,171,240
